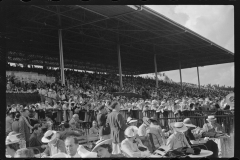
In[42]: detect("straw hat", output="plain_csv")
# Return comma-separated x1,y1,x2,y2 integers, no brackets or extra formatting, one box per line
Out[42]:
41,130,57,143
127,117,137,125
206,115,216,122
173,122,188,132
76,145,97,158
183,118,196,128
124,126,138,138
92,139,112,152
143,117,151,126
6,134,21,145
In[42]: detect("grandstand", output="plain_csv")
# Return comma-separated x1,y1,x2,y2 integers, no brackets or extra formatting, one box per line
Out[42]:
4,5,234,158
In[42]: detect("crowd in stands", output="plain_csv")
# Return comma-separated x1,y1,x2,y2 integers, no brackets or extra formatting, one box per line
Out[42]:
6,65,234,158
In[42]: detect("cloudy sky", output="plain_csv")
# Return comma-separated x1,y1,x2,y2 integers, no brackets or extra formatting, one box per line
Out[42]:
141,5,234,87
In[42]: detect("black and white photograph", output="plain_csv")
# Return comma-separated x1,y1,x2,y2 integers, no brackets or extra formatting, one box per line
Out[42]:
3,4,234,158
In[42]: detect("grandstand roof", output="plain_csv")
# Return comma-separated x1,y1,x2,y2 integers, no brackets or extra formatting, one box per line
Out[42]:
4,5,234,75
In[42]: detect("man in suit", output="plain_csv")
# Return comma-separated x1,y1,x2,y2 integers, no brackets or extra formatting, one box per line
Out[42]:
106,101,127,155
29,124,47,154
19,107,32,147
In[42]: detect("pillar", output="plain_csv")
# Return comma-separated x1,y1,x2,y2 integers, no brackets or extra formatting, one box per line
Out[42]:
58,29,65,86
117,44,123,91
197,66,200,90
154,54,158,88
179,61,182,89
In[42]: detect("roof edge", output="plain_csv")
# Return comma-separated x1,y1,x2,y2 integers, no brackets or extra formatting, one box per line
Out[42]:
142,5,234,56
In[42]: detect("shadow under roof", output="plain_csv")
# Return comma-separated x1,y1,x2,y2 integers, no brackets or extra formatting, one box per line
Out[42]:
3,5,234,75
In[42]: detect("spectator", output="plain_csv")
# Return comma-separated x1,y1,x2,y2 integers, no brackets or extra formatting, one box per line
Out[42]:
106,101,127,155
6,132,24,158
69,114,82,131
12,112,21,134
15,148,35,158
6,110,14,135
59,122,81,141
40,130,66,158
19,106,32,147
89,120,99,136
29,124,47,154
96,104,110,141
121,126,150,157
64,136,81,157
92,139,124,157
183,118,219,158
146,117,165,150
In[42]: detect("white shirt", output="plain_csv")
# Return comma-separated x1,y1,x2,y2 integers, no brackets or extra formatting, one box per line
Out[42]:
66,152,81,158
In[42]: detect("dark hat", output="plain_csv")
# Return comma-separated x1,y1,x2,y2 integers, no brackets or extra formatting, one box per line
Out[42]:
32,124,41,132
15,112,21,120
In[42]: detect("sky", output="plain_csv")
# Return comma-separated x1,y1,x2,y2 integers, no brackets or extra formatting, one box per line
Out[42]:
140,5,234,87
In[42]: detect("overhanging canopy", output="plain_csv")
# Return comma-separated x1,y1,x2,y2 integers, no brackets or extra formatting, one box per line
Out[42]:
3,5,234,75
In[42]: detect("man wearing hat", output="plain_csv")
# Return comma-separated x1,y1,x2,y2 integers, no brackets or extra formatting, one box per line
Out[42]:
29,124,47,154
96,104,111,141
106,101,127,155
12,112,21,133
19,106,32,147
6,109,14,135
166,122,191,150
40,130,66,158
146,117,166,150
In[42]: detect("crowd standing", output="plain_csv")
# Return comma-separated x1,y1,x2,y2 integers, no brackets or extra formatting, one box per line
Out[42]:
6,65,234,158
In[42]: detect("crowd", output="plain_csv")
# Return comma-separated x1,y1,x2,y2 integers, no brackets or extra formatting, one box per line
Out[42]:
6,65,233,158
6,100,231,158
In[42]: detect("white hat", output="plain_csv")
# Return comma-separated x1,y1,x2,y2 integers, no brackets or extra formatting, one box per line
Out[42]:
127,117,137,124
92,139,112,152
41,130,57,143
6,134,21,145
183,118,196,128
206,115,216,122
78,145,97,158
173,122,188,132
124,126,138,138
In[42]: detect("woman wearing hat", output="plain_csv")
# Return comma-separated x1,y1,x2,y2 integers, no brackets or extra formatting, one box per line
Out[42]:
6,133,23,158
202,115,223,133
121,126,151,157
40,130,66,158
92,139,124,157
166,122,191,150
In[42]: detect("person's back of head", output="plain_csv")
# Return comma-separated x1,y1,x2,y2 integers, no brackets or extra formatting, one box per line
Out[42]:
15,148,35,158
